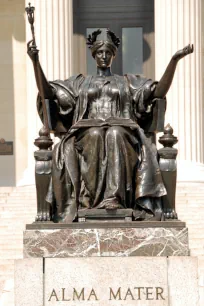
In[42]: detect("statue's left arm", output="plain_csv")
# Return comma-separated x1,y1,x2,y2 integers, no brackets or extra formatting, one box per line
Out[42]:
153,44,194,99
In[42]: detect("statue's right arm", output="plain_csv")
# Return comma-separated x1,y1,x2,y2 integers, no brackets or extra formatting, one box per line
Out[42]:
153,44,194,99
27,40,54,99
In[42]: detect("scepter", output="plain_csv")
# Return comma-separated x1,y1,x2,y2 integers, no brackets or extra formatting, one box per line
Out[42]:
25,2,50,137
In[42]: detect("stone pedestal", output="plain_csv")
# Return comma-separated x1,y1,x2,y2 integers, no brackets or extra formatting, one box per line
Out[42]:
15,257,199,306
23,222,189,258
15,222,199,306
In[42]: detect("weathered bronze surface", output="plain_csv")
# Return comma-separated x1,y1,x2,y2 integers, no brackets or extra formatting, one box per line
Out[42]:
26,8,193,223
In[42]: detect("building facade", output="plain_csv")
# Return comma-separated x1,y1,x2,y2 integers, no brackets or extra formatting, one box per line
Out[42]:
0,0,204,187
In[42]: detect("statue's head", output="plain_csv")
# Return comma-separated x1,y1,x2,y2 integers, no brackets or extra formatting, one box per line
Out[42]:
87,29,120,68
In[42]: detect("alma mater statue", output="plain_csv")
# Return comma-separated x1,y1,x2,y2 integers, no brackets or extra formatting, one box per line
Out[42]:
27,28,193,222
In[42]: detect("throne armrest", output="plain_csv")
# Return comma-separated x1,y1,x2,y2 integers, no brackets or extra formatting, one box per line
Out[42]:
141,98,166,134
146,98,166,133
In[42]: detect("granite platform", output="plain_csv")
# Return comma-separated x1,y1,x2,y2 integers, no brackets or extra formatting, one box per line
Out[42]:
24,221,189,258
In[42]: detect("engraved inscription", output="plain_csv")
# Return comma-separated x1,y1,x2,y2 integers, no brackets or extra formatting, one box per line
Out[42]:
48,287,165,302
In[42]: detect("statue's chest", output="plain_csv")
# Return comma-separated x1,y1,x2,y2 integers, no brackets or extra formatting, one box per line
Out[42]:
87,77,129,120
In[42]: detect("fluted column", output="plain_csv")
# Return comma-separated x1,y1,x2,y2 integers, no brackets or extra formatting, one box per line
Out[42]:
155,0,204,181
20,0,73,185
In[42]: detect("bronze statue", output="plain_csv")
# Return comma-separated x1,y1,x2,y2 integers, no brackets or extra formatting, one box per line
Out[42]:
26,7,193,222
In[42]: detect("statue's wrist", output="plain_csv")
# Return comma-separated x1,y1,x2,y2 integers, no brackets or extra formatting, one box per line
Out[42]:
172,55,179,62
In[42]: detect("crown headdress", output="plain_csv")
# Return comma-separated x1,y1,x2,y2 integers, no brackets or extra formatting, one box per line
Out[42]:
86,29,120,49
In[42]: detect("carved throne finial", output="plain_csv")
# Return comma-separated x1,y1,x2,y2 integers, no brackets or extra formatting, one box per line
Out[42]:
34,126,53,150
159,124,178,148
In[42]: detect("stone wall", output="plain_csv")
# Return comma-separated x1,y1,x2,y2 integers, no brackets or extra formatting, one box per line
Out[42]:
0,0,27,186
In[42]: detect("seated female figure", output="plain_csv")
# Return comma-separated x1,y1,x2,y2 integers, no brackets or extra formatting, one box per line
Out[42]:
27,29,193,222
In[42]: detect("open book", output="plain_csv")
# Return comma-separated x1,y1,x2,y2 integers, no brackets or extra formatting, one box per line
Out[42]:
71,117,139,129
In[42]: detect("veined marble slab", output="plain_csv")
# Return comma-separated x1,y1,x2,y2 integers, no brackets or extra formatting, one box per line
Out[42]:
23,226,189,258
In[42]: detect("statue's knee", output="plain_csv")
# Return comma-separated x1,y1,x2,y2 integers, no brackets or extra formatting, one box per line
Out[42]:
88,127,104,139
106,126,124,138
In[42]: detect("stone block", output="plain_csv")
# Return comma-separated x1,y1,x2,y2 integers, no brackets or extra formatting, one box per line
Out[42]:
14,258,43,306
14,256,200,306
23,223,189,258
44,257,168,306
168,257,199,306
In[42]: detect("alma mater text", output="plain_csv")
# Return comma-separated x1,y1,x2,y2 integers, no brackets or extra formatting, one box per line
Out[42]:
48,287,165,301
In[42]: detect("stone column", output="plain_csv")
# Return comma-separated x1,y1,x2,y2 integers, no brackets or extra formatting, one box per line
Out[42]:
155,0,204,181
20,0,73,185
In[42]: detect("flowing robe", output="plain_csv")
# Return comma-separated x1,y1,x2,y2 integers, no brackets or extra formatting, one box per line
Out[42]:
37,74,166,220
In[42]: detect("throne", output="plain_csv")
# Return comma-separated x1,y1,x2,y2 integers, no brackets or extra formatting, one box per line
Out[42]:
34,97,178,222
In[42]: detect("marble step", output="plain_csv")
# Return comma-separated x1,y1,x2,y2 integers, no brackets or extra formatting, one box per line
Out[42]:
0,194,10,199
179,216,204,220
0,187,13,193
0,260,14,306
0,210,36,214
0,248,23,252
0,244,23,249
190,249,204,256
184,223,204,227
188,229,204,234
0,227,28,232
188,234,204,238
0,214,36,218
0,237,23,242
0,251,23,257
188,241,204,249
185,234,203,241
0,222,34,226
5,200,36,204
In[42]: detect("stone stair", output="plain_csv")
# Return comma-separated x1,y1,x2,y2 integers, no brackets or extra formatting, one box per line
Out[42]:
0,183,204,306
0,185,36,306
176,182,204,257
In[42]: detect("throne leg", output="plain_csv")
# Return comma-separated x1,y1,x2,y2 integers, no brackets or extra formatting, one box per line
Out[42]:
34,126,53,222
34,151,52,221
158,124,178,220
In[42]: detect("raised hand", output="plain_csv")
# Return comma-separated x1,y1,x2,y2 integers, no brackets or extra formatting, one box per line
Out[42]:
27,39,39,63
172,44,194,61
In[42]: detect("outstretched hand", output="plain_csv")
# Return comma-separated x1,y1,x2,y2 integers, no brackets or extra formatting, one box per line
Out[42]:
27,39,39,63
172,44,194,61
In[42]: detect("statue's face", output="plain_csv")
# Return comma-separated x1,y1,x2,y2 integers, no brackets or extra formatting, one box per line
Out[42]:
94,45,114,68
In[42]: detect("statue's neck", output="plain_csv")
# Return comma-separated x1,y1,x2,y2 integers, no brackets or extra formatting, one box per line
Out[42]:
96,67,113,77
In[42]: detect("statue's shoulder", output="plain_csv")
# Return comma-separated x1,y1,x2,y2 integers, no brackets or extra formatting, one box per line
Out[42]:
51,74,85,87
125,73,152,90
49,74,85,99
64,74,85,84
113,73,146,84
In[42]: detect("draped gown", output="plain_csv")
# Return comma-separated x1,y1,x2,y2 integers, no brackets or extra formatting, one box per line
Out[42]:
37,73,166,220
